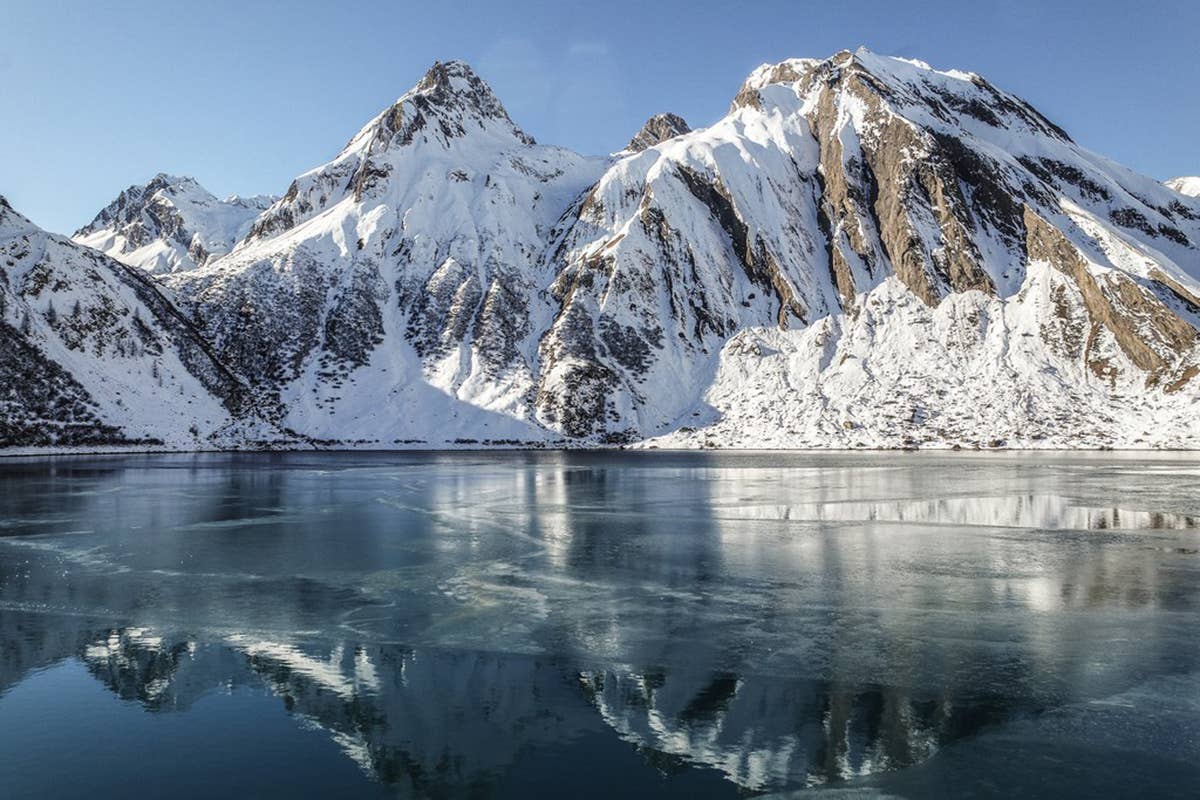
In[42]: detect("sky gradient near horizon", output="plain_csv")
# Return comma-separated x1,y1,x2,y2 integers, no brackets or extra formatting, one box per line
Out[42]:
3,0,1197,235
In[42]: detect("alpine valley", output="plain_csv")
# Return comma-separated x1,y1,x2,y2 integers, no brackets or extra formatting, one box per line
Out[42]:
4,49,1199,452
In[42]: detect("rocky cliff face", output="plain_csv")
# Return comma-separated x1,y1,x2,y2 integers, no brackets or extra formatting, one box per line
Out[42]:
623,113,692,153
74,174,274,274
11,50,1200,450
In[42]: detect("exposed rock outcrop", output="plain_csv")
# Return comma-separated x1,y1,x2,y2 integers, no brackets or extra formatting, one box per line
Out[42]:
624,113,691,152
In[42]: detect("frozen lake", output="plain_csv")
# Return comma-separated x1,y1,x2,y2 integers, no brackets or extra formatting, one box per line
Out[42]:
0,451,1198,798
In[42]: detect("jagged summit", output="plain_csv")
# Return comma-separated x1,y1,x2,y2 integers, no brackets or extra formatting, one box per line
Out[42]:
243,59,557,243
624,113,691,153
418,58,476,85
73,174,274,274
75,173,192,238
408,59,532,140
339,59,535,156
224,192,276,206
0,195,52,243
729,49,1070,143
730,57,821,110
0,194,33,231
413,60,514,119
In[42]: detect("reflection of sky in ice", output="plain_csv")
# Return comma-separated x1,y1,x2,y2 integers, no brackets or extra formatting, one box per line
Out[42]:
0,452,1198,797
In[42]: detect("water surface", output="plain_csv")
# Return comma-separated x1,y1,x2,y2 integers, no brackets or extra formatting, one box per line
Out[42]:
1,451,1198,798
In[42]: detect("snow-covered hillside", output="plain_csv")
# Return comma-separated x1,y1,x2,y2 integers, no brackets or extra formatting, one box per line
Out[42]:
74,174,274,274
1168,176,1200,198
0,197,273,449
12,50,1200,451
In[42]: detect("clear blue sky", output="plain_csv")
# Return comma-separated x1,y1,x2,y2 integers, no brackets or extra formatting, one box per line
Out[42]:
2,0,1197,235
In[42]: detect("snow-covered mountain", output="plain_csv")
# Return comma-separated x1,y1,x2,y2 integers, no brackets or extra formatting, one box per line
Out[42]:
74,174,275,274
1168,176,1200,198
0,196,272,449
537,50,1200,446
166,60,607,443
12,50,1200,450
540,52,1200,448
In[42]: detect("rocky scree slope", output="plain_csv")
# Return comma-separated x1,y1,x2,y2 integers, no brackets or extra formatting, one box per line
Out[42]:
10,50,1200,450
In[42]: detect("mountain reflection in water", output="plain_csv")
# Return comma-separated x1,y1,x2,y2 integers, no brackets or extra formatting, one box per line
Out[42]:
1,452,1198,798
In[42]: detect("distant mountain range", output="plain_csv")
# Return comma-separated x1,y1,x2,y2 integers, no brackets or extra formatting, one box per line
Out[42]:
74,175,275,274
3,49,1198,451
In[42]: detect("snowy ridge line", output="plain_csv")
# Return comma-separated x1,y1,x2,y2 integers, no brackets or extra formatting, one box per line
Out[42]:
73,174,276,274
5,49,1200,451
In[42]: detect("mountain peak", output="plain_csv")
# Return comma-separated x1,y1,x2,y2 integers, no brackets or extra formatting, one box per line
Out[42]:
405,59,525,134
625,113,691,153
415,60,481,92
75,174,199,238
0,194,25,231
727,50,1070,143
340,59,535,157
0,194,41,237
73,174,271,273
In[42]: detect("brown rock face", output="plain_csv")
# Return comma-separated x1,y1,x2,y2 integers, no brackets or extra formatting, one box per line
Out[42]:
801,55,1008,306
808,89,882,306
1024,207,1197,388
625,113,691,153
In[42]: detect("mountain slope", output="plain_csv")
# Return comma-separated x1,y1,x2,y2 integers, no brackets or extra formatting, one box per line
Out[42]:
167,61,607,443
0,196,266,449
74,174,275,274
535,49,1200,445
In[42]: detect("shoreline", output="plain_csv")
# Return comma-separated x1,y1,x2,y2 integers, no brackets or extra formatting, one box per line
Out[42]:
3,442,1200,459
